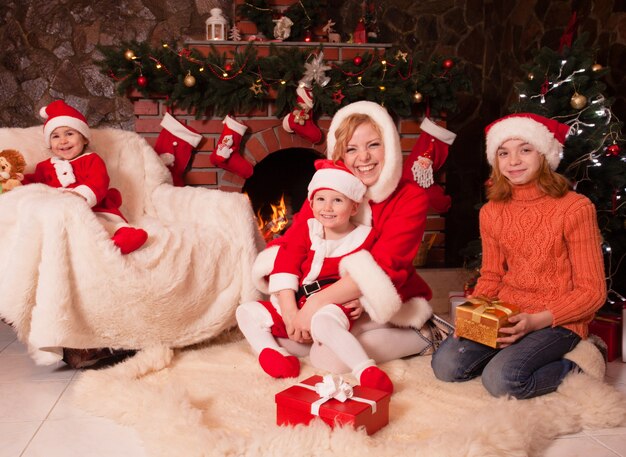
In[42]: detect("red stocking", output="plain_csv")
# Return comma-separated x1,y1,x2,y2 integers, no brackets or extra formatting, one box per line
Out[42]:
210,115,253,179
282,86,322,144
153,113,203,187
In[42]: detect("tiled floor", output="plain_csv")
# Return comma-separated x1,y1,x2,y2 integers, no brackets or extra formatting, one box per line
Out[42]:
1,320,625,457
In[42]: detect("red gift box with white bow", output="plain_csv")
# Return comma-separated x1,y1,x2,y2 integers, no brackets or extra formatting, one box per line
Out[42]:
275,374,391,435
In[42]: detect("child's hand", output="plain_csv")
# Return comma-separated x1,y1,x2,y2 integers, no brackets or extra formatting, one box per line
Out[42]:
343,299,363,320
496,311,553,348
290,307,314,344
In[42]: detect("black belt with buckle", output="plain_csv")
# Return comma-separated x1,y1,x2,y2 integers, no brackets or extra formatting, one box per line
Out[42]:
295,279,337,301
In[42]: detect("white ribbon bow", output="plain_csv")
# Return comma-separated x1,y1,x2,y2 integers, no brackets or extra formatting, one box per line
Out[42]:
297,375,377,416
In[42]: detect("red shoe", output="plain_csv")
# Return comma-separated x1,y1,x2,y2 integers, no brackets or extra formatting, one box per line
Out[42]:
359,366,394,394
112,227,148,254
258,348,300,378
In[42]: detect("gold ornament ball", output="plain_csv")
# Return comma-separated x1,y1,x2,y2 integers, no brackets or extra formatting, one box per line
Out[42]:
527,72,535,80
184,74,196,87
570,92,587,109
413,91,423,103
124,49,135,60
591,63,603,72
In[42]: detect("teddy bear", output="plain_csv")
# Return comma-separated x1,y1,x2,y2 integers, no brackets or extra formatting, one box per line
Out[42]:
0,149,27,193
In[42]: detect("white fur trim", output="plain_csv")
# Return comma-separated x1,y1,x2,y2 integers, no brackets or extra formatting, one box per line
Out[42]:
307,168,366,202
420,117,456,145
252,245,279,294
326,101,402,204
160,113,203,147
388,296,432,329
268,272,299,293
223,115,248,136
43,116,91,148
282,113,294,133
72,184,97,207
296,86,313,109
160,152,175,167
51,157,76,187
339,250,402,324
485,116,563,170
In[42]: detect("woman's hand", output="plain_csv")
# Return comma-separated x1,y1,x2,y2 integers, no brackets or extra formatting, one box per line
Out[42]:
343,298,364,320
496,311,554,348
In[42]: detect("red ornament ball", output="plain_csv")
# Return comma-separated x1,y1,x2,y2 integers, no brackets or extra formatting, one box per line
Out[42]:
353,56,363,66
443,59,454,69
607,143,621,156
224,63,233,72
137,75,148,87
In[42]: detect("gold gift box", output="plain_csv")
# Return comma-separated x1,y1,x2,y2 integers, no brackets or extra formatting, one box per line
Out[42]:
455,297,520,348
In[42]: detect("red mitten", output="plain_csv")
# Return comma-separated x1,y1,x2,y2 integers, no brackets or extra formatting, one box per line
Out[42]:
210,115,253,179
282,86,322,144
154,113,203,186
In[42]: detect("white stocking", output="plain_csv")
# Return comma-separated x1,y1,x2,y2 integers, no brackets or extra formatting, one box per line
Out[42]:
310,315,432,373
310,305,374,377
235,302,288,356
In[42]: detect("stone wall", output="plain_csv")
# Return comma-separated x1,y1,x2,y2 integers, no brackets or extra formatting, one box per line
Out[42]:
1,0,624,266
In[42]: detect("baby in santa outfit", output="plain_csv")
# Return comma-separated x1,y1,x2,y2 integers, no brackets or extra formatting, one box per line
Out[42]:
24,100,148,255
237,159,394,394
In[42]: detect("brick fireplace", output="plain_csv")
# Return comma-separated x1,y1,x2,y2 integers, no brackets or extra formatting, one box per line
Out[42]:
130,40,447,267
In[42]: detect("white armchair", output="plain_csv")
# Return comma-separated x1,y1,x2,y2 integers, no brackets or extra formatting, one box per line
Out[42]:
0,126,261,365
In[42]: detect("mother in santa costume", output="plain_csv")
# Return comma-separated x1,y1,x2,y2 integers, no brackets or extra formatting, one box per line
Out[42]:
252,100,457,372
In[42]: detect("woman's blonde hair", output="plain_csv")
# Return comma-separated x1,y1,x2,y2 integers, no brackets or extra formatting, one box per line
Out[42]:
331,114,383,162
487,153,571,201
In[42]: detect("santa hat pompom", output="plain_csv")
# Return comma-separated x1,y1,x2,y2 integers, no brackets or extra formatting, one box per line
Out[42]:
39,100,91,148
308,159,367,203
485,113,571,170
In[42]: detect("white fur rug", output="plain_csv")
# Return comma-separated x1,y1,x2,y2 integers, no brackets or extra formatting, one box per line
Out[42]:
72,331,626,457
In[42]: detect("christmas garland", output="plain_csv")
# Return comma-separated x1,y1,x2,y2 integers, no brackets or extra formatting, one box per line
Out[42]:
97,40,472,119
237,0,325,41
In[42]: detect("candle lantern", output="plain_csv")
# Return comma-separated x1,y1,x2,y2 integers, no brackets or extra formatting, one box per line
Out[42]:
206,8,228,41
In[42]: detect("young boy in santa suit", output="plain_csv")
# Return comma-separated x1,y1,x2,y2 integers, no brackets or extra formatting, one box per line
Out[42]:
24,100,148,255
236,159,394,394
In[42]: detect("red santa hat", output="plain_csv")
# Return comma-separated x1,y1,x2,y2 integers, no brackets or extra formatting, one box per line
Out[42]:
39,100,91,148
307,159,367,203
485,113,571,170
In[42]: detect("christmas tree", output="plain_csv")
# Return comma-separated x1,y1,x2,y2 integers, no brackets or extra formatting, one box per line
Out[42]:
509,33,626,301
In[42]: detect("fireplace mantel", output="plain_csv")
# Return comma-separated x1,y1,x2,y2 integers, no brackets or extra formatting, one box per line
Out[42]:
130,39,448,267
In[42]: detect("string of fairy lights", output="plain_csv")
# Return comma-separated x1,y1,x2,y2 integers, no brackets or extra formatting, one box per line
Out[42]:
98,40,471,119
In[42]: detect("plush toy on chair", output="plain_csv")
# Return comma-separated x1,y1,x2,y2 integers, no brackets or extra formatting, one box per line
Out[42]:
0,149,26,193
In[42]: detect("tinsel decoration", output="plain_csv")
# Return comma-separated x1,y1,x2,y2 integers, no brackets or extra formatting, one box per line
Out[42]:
97,40,472,119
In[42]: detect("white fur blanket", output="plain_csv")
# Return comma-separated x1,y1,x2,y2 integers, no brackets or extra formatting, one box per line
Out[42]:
0,126,261,364
72,333,626,457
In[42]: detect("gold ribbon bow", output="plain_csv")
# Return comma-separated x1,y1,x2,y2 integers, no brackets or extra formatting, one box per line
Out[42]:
466,296,515,323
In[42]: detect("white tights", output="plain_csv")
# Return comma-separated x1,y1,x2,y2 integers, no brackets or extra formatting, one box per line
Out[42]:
236,302,375,378
309,314,432,374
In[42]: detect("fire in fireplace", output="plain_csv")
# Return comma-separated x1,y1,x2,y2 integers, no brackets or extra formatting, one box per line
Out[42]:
243,147,324,241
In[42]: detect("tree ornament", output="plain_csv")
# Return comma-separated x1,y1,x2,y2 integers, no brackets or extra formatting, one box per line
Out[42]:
607,143,620,156
353,56,363,66
443,59,454,69
591,63,603,72
229,25,242,42
300,52,331,87
249,81,263,95
570,92,587,109
527,72,534,80
224,63,233,72
137,75,148,87
183,72,196,87
124,49,136,61
332,89,345,104
413,91,423,103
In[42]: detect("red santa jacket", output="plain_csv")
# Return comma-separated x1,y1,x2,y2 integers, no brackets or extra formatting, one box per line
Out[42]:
268,218,377,294
24,152,125,220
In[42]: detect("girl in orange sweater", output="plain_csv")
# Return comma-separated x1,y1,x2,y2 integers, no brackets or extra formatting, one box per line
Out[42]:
431,113,607,399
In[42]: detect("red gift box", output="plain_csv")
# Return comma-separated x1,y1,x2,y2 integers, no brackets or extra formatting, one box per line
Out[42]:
589,313,622,362
276,375,390,435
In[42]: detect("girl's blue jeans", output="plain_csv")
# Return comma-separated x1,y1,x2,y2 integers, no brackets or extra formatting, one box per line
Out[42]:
431,326,580,399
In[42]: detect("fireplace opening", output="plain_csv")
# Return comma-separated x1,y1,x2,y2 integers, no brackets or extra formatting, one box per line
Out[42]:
243,147,324,241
